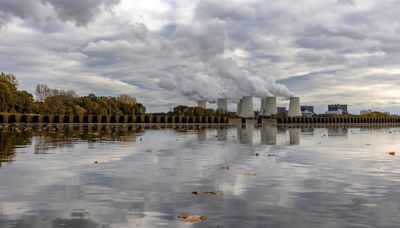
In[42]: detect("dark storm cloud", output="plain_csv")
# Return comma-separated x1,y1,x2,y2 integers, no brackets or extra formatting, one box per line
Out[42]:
43,0,120,26
0,0,119,27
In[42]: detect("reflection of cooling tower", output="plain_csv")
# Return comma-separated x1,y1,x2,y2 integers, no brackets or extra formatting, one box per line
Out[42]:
238,120,254,144
217,128,228,141
289,128,300,145
240,96,254,118
198,128,206,141
217,99,228,112
237,99,242,116
288,97,301,117
198,101,206,109
261,124,277,145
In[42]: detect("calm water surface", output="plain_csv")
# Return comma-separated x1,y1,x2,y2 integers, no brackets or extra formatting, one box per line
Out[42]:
1,124,400,227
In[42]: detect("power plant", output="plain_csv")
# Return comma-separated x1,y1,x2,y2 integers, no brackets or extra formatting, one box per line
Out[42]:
288,97,302,117
198,95,302,119
237,99,242,116
217,98,228,113
261,97,278,117
240,96,255,118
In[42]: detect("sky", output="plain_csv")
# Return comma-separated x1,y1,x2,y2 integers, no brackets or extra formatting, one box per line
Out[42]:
1,0,400,114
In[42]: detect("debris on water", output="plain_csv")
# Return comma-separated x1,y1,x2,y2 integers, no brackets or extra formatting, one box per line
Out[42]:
177,214,208,224
94,161,98,164
267,154,277,157
360,203,377,208
139,138,142,141
365,144,371,146
146,149,152,153
244,171,256,176
389,131,392,134
192,191,223,195
255,153,259,156
388,151,396,156
221,166,230,170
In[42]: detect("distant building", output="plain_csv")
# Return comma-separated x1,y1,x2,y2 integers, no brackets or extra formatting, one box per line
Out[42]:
360,109,372,115
301,105,315,117
277,107,287,114
326,104,348,115
301,105,314,113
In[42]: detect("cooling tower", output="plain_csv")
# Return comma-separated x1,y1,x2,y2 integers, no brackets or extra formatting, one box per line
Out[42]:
237,99,242,116
265,97,278,116
241,96,254,118
288,97,301,117
198,100,207,109
260,98,267,116
217,98,228,112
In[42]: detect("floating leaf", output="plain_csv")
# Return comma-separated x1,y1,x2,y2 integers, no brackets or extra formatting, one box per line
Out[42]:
360,203,377,208
244,172,256,176
388,151,396,156
192,191,223,196
94,161,98,164
177,214,208,224
221,166,230,170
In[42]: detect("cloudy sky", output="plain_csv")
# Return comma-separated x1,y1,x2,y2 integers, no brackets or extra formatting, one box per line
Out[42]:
1,0,400,114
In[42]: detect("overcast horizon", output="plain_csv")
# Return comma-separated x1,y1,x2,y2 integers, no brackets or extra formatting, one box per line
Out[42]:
1,0,400,114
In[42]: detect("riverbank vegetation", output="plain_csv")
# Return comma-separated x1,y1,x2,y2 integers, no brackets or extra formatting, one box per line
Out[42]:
0,73,146,115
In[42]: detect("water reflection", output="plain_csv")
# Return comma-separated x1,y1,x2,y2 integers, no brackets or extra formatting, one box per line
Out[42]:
217,128,228,141
0,132,32,166
261,124,277,145
2,125,400,227
237,120,254,144
328,128,348,137
289,128,301,145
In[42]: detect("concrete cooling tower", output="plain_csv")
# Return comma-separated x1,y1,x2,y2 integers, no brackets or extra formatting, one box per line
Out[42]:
217,99,228,112
265,97,278,116
198,100,207,109
288,97,301,117
241,96,254,118
237,99,242,116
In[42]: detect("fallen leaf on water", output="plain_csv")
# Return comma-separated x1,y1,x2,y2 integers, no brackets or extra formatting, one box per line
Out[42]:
177,214,208,224
360,203,377,208
221,166,230,170
94,161,98,164
244,172,256,176
267,154,277,157
255,153,259,156
388,151,396,156
192,191,223,195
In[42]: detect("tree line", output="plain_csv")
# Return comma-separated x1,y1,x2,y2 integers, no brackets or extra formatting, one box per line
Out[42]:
0,73,146,115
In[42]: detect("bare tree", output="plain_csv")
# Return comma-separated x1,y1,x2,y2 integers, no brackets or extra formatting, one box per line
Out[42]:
35,84,51,102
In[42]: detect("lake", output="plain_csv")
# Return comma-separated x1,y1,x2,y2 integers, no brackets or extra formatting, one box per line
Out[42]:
1,124,400,227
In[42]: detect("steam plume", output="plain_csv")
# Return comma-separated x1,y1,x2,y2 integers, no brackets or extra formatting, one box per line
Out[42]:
157,57,295,102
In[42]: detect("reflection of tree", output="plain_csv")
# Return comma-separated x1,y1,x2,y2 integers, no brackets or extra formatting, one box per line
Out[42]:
0,132,33,167
1,129,138,163
33,130,138,154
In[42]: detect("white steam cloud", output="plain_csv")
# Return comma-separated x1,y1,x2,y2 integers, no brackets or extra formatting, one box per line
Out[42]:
157,57,295,102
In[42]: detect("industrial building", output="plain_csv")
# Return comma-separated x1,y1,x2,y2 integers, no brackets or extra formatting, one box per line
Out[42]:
301,105,316,117
277,107,287,114
326,104,348,115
